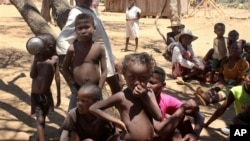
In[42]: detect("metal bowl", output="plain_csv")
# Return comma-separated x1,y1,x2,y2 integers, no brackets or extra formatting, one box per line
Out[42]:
26,37,44,55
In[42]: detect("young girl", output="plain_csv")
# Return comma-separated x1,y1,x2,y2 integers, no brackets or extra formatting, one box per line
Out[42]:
90,52,162,141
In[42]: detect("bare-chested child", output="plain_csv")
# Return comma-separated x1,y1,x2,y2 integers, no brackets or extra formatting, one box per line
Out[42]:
30,33,61,141
90,52,162,141
63,13,107,111
60,83,115,141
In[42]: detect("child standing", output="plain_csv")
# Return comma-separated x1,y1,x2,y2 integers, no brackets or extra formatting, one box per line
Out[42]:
60,83,115,141
124,0,141,52
210,23,228,84
90,52,162,141
148,66,204,141
30,33,61,141
63,13,107,111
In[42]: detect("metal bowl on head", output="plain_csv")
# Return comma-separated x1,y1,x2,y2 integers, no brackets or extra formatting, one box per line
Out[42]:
26,37,44,55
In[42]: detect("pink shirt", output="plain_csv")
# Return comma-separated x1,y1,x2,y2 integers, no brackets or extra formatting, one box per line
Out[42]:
157,92,182,121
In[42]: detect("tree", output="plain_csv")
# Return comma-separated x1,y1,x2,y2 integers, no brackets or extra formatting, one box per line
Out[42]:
10,0,71,37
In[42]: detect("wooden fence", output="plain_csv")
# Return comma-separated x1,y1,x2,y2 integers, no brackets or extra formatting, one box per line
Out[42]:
105,0,189,17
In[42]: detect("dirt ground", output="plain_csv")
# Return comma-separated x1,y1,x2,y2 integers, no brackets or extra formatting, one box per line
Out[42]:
1,1,250,141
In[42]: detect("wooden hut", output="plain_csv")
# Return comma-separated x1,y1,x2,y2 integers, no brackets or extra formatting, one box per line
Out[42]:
105,0,189,17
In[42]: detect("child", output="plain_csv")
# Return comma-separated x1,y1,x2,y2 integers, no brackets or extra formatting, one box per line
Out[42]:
195,41,249,105
201,30,238,83
210,22,228,84
204,69,250,128
60,83,115,141
124,0,141,52
148,66,204,141
243,42,250,63
63,13,107,111
57,0,122,98
171,29,204,83
90,52,162,141
30,33,61,141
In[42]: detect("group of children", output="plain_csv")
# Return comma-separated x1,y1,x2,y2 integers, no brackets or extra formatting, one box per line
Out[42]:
163,19,250,140
27,0,250,141
29,12,205,141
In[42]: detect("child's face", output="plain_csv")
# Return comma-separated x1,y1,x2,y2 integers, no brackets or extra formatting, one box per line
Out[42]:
148,73,165,97
128,0,135,7
214,26,225,37
244,73,250,91
228,32,239,42
180,35,193,47
77,90,95,114
229,42,242,56
123,63,150,91
75,19,95,42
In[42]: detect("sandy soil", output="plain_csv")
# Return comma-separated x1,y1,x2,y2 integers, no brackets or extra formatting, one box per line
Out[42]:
0,1,250,141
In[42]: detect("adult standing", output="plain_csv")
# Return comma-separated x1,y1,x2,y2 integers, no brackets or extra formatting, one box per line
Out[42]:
124,0,141,52
57,0,121,95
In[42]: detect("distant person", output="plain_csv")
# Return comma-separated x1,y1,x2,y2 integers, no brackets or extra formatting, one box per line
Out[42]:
162,21,185,61
210,23,228,84
243,42,250,63
90,0,100,15
148,66,204,141
57,0,122,96
201,30,239,83
171,29,204,84
29,33,61,141
60,83,115,141
124,0,141,52
204,69,250,137
63,13,107,111
90,52,162,141
195,41,249,105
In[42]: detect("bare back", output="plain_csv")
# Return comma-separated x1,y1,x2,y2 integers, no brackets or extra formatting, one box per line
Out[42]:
112,89,155,141
31,55,58,94
65,41,106,87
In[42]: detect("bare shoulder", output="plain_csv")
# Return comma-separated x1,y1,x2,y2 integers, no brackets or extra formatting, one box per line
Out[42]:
93,42,105,50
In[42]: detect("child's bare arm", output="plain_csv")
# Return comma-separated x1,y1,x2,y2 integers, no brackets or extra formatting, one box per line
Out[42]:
89,93,128,132
54,55,61,107
30,56,38,79
98,45,107,89
62,46,74,84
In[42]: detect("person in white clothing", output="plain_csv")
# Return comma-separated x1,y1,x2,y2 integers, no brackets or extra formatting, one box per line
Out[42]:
171,29,204,84
57,0,122,110
124,0,141,52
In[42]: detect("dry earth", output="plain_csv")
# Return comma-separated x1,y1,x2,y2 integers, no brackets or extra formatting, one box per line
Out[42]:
0,1,250,141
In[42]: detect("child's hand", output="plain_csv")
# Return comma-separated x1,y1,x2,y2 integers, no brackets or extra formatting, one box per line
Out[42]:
116,120,128,133
182,133,198,141
132,82,148,97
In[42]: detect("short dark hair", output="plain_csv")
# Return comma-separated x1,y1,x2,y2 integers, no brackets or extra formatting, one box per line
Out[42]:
153,66,166,83
214,22,225,30
75,13,95,26
79,83,102,101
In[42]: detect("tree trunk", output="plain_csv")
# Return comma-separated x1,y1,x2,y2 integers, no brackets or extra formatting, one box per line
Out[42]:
9,0,71,37
41,0,51,23
50,0,71,30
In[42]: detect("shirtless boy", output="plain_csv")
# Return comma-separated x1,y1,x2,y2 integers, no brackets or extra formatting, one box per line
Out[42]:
90,52,162,141
60,83,115,141
30,33,61,141
63,13,107,110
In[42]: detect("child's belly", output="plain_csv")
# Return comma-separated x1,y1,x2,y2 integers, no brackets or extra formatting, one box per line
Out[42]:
73,63,100,86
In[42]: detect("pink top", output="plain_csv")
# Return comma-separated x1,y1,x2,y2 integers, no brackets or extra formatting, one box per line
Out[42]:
157,92,182,121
